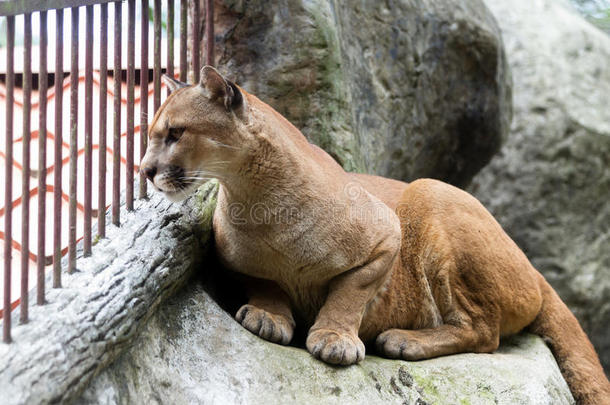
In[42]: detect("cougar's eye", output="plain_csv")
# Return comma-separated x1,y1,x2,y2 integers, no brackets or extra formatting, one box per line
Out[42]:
166,127,185,145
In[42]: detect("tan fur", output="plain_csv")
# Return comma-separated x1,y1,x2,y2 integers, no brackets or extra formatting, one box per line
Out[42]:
142,67,610,404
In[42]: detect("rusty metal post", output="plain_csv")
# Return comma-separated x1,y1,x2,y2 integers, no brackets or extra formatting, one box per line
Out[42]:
153,0,161,112
53,9,64,288
179,0,187,82
68,7,79,274
20,12,32,323
99,3,108,236
126,0,135,210
140,0,149,199
191,0,200,82
84,5,94,256
3,16,15,343
166,0,174,96
205,0,214,66
112,1,122,226
37,10,49,305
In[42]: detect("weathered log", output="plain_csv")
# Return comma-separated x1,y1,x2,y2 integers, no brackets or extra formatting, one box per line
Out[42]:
0,181,218,405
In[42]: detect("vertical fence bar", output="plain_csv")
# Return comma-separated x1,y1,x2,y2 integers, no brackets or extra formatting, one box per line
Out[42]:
166,0,174,96
53,9,64,288
139,0,149,199
112,1,122,226
153,0,161,112
205,0,214,66
68,7,79,273
191,0,200,82
179,0,187,82
20,13,32,323
37,10,48,305
98,3,108,236
84,5,94,256
126,0,135,211
3,16,15,343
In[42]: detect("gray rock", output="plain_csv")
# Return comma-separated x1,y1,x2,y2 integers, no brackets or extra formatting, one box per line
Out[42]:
215,0,511,187
0,181,219,405
78,282,574,405
470,0,610,373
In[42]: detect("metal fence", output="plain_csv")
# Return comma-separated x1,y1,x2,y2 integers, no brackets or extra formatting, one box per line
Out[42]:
1,0,214,343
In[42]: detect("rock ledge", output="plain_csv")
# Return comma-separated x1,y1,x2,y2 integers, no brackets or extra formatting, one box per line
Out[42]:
79,282,574,405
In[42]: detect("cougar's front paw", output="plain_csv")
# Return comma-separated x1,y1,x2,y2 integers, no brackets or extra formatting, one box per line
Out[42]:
306,328,365,366
235,304,294,345
376,329,426,360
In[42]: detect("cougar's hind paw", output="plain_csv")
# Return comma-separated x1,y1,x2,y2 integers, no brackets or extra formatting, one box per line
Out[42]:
376,329,427,360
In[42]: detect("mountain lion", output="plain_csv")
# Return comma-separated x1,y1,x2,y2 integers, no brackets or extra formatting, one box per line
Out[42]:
140,66,610,404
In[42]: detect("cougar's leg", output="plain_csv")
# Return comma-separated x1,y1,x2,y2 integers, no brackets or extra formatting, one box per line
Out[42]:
236,279,295,345
306,245,399,366
376,318,501,361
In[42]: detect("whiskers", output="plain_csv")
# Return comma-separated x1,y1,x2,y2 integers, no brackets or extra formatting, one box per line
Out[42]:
176,169,220,192
203,138,240,150
181,170,217,183
179,177,214,186
154,164,234,202
182,164,233,182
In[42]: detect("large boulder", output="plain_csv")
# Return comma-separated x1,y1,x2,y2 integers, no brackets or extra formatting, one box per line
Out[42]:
214,0,512,187
470,0,610,373
77,281,574,405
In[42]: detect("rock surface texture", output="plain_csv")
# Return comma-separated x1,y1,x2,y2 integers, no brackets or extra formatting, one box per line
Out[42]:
471,0,610,373
214,0,511,187
0,182,218,405
78,282,574,405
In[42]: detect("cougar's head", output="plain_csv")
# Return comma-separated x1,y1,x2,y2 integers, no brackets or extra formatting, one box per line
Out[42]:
140,66,249,202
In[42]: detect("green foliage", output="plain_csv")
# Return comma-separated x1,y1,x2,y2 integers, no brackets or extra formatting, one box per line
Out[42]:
148,6,167,32
569,0,610,34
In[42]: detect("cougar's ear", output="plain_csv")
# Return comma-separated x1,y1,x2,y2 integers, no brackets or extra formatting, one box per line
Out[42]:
199,65,245,115
161,74,189,93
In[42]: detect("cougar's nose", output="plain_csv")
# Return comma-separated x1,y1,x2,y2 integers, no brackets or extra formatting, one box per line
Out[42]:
141,166,157,181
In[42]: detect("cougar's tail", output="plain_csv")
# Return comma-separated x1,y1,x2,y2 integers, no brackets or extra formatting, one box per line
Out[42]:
528,276,610,405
